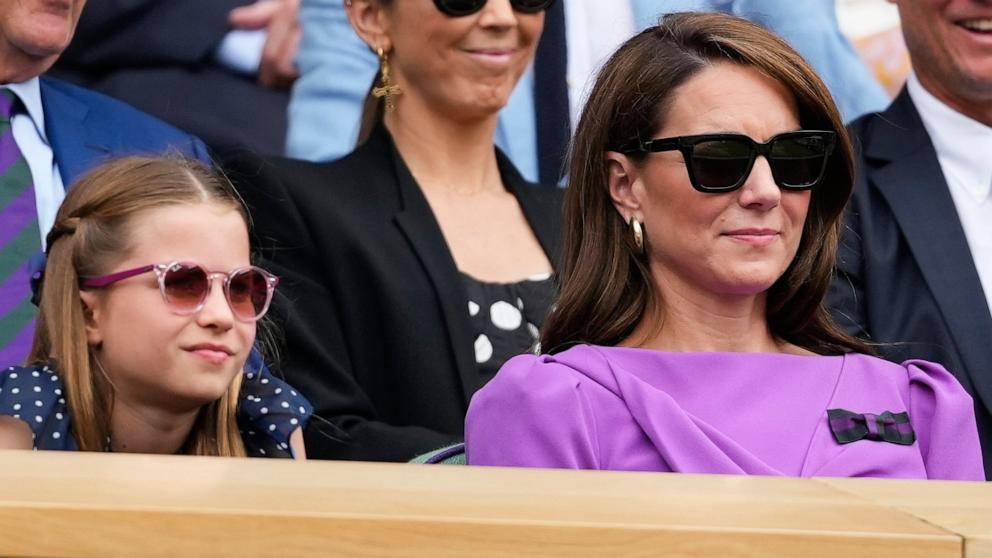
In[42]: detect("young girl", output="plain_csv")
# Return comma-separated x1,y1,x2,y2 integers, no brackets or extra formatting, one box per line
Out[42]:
0,156,311,457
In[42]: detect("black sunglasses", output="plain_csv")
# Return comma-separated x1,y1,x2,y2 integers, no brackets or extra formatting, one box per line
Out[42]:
623,130,837,193
433,0,555,17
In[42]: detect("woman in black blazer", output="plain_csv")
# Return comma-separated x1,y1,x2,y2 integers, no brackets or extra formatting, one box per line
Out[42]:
226,0,561,461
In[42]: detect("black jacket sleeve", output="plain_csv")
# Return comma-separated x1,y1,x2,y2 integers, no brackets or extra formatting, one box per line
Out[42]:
59,0,249,68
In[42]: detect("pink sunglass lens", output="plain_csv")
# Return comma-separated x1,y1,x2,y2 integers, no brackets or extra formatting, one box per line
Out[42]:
228,268,270,320
161,264,209,312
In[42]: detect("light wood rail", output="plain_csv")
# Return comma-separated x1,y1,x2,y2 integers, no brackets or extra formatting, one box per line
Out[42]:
821,477,992,558
0,450,982,557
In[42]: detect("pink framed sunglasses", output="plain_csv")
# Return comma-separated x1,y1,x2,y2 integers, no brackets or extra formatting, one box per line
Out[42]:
80,261,280,322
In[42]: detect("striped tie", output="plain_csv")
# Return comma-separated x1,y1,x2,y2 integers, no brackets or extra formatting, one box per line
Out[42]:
0,88,41,367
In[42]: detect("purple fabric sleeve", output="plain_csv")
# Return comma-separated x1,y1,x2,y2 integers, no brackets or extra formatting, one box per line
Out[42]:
904,359,985,480
465,354,600,469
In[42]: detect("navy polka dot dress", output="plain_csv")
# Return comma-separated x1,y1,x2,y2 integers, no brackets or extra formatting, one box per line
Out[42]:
0,354,312,457
461,272,554,382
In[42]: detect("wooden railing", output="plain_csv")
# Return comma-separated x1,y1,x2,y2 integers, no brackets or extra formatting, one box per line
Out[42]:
0,450,988,557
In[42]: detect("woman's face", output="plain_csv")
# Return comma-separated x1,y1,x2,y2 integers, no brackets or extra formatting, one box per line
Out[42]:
373,0,543,120
80,202,255,413
613,62,812,300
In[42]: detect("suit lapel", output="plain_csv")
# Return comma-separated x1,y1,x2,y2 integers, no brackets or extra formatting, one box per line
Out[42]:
39,77,111,187
384,130,480,403
867,90,992,413
384,126,559,404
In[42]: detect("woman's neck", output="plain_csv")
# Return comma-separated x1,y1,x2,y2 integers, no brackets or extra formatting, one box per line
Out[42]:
624,268,784,354
384,94,503,195
108,397,200,454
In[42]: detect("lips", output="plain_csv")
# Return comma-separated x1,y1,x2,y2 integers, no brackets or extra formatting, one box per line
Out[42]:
40,0,73,12
724,228,778,236
186,343,235,365
957,18,992,32
463,47,518,65
722,228,780,246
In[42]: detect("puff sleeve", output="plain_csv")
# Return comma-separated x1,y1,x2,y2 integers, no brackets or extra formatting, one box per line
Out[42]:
465,354,600,469
238,351,313,458
905,359,985,480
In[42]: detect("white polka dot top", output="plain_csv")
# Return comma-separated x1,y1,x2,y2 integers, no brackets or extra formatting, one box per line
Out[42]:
461,272,554,382
0,356,313,457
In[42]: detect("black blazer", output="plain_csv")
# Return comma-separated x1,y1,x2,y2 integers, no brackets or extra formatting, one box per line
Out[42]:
225,125,563,461
828,88,992,479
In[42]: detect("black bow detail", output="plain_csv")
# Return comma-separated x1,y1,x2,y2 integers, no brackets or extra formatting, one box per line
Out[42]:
827,408,915,445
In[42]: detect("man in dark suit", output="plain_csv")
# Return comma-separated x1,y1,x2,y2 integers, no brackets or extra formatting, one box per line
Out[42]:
1,0,208,365
829,0,992,479
52,0,299,155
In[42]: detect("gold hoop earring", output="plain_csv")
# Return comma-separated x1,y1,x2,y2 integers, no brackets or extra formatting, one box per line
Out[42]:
630,217,644,254
372,46,402,112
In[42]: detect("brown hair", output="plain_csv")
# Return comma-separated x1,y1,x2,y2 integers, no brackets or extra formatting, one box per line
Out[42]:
29,156,249,456
542,12,873,356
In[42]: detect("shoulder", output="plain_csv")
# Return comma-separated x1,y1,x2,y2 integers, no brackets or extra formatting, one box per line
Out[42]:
841,353,931,378
40,76,206,159
845,109,885,144
466,348,609,468
842,354,970,399
1,363,72,448
224,150,335,198
472,347,615,408
1,363,63,395
900,358,973,400
225,139,397,212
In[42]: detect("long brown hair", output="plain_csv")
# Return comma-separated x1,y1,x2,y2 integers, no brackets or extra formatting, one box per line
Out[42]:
542,12,873,356
29,156,249,456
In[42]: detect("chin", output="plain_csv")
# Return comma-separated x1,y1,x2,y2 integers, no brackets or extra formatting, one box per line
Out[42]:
713,270,783,296
20,26,74,57
174,382,236,410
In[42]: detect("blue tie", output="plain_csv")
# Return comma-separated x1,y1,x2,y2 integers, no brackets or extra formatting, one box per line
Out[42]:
0,89,41,366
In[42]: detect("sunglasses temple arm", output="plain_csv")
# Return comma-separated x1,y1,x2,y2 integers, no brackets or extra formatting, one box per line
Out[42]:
80,264,157,289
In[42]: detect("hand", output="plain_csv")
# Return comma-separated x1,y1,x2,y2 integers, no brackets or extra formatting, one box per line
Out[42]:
229,0,301,90
289,427,307,460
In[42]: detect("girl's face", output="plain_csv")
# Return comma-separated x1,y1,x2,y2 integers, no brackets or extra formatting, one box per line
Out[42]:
79,202,255,413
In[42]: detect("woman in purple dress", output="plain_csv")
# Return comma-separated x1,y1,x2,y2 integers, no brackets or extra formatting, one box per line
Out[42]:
465,12,985,479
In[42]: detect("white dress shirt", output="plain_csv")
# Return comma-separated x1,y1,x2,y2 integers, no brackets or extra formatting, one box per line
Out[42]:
907,72,992,315
563,0,636,127
2,79,65,249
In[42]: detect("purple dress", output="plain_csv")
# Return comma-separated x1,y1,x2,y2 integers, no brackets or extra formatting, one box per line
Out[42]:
465,345,985,479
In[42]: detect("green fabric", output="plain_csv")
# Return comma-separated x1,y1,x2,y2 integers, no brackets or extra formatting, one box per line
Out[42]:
409,443,466,465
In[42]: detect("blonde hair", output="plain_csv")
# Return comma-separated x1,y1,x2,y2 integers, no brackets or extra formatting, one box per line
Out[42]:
29,156,249,456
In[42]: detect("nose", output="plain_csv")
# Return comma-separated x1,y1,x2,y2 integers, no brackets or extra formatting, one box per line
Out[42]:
478,0,518,28
736,156,781,211
195,275,236,330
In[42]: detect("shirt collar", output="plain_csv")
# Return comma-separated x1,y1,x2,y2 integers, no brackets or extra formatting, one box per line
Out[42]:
907,72,992,203
1,77,49,145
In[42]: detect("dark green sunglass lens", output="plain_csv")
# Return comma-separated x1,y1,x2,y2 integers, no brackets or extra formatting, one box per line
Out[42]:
691,139,753,190
436,0,485,16
512,0,553,12
770,136,829,188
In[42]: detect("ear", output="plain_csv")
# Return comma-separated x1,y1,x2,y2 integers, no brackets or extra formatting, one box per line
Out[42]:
346,0,393,54
606,151,644,223
78,290,103,347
